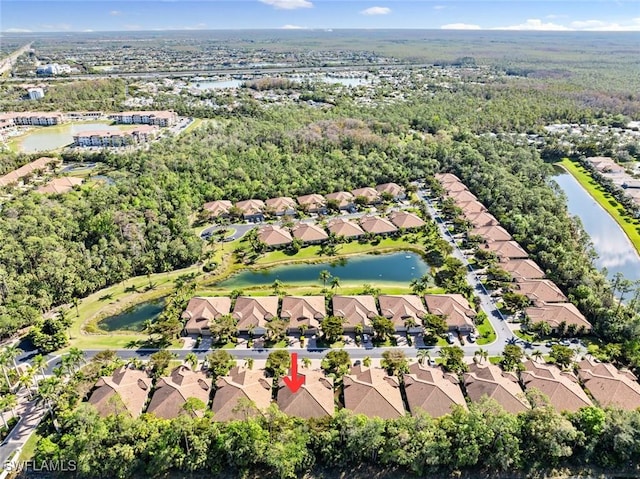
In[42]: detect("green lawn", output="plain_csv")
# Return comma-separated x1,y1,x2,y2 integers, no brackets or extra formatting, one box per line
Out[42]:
476,319,497,345
559,158,640,254
513,329,536,342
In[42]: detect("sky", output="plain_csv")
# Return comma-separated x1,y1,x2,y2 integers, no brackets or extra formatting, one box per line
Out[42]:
1,0,640,32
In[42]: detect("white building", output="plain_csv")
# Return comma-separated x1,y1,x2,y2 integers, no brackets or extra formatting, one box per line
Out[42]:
36,63,72,76
28,88,45,100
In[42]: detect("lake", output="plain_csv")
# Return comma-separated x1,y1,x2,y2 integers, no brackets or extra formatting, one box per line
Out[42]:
18,122,125,152
98,298,165,332
191,79,244,90
219,252,430,288
553,172,640,282
190,76,367,90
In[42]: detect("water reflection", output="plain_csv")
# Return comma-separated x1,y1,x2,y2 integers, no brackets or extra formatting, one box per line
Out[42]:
553,172,640,281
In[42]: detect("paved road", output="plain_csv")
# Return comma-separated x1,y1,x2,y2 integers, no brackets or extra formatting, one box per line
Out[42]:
200,223,255,241
0,393,48,469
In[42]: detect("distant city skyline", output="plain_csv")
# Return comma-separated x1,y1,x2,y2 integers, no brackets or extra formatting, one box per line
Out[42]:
2,0,640,33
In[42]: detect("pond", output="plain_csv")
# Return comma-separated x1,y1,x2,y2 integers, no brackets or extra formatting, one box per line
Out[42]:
218,252,430,288
190,79,244,90
553,172,640,282
98,298,165,332
18,122,126,152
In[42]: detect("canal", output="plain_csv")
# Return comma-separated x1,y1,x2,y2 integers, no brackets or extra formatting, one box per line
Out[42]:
553,172,640,282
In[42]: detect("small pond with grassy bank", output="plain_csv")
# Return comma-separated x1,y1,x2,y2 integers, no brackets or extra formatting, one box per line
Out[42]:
97,298,165,332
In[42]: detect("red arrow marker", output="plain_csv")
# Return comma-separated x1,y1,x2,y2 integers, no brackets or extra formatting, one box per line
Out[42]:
283,352,305,393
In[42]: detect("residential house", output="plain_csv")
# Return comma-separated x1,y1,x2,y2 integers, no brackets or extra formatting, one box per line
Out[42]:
423,294,476,333
520,361,592,412
466,211,499,228
442,181,469,194
332,295,377,333
404,362,467,417
277,370,334,419
280,296,326,334
0,156,59,189
343,366,405,419
325,191,356,211
500,259,545,281
482,240,529,260
525,303,592,333
211,366,273,421
108,110,177,127
235,199,265,222
514,279,567,305
388,211,426,230
378,295,426,332
265,196,297,216
434,173,461,186
258,225,293,249
447,189,478,203
586,156,626,174
232,296,280,336
463,363,531,414
577,358,640,410
351,187,380,204
182,297,232,336
36,176,83,194
470,225,513,243
291,223,329,244
297,194,327,214
88,366,152,417
375,182,406,201
458,200,487,217
146,365,212,419
359,215,398,235
326,218,365,239
203,200,233,219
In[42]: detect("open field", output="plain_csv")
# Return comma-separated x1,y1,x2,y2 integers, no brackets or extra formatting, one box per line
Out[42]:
558,158,640,254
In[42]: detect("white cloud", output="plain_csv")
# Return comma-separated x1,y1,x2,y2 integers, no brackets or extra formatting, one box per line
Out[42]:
493,18,570,31
259,0,312,10
280,24,308,29
4,28,32,33
433,5,446,10
360,6,391,15
440,23,481,30
110,10,122,16
570,18,640,31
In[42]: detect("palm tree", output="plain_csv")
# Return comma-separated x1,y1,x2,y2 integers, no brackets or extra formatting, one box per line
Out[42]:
244,357,254,370
319,270,331,289
19,370,34,399
272,279,284,295
417,349,431,366
65,348,85,373
330,276,341,291
4,344,22,376
531,349,543,363
363,356,372,367
302,357,312,369
72,297,80,317
475,348,488,364
32,354,47,382
0,397,8,429
299,324,308,338
184,352,199,371
3,394,17,420
0,349,12,387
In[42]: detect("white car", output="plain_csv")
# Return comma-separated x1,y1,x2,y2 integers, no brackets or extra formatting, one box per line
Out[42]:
446,333,455,344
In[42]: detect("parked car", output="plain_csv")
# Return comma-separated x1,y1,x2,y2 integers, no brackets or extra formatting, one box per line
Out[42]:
468,332,477,343
559,339,571,346
446,333,455,344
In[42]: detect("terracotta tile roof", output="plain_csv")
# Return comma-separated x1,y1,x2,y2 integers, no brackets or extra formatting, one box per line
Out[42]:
182,297,232,334
471,225,513,243
343,366,404,419
277,370,334,418
291,223,329,242
203,200,233,217
332,295,378,329
521,361,592,412
424,294,476,331
265,196,297,214
325,191,354,208
212,366,273,421
232,296,279,331
280,296,326,329
466,211,499,227
388,211,426,229
36,176,83,194
0,156,59,188
146,365,212,419
258,225,293,247
447,189,478,203
327,218,365,238
88,366,152,417
359,215,398,234
525,303,592,332
515,279,567,304
458,200,487,215
378,295,427,327
463,363,530,414
434,173,462,186
442,181,468,193
500,259,545,280
296,194,326,210
235,199,265,216
577,358,640,410
404,363,467,417
351,187,380,203
375,182,404,197
483,240,529,259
